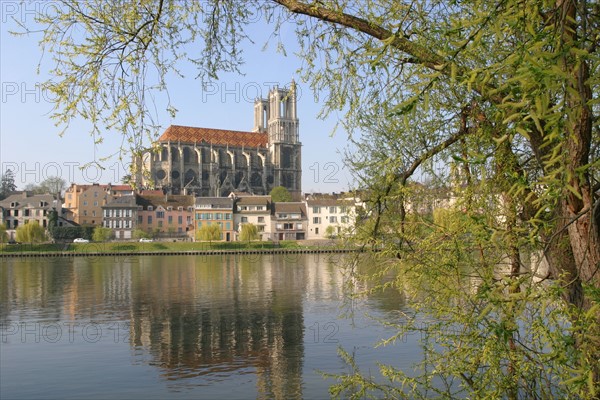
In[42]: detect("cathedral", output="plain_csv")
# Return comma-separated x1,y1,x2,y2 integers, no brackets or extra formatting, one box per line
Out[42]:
138,84,302,199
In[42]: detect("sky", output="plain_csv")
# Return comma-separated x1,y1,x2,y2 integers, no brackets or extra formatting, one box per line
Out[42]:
0,2,355,194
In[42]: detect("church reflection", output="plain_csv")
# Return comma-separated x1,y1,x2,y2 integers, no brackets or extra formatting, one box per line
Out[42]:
1,253,395,398
127,254,305,397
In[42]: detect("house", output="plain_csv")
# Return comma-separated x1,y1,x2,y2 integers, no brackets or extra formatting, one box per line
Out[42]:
194,197,235,241
304,193,356,239
64,183,134,226
102,195,138,240
232,195,272,241
136,194,195,238
271,202,308,241
0,191,71,241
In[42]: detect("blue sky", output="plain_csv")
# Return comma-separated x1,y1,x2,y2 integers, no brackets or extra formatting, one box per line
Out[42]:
0,2,354,194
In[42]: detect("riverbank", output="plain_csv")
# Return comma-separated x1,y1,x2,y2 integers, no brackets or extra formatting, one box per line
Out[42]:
0,240,358,258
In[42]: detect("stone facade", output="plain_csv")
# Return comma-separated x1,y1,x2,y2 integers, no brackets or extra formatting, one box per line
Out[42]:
139,85,301,200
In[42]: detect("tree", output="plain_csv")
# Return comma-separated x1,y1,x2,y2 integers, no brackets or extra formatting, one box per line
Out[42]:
31,1,600,396
92,226,113,242
24,176,66,196
239,223,259,242
0,224,8,243
15,221,46,243
324,225,336,239
133,229,151,240
0,169,17,200
269,186,293,202
196,224,222,242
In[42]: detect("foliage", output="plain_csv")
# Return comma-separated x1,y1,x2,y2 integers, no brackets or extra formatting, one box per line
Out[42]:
239,223,259,242
269,186,293,202
49,226,94,241
30,0,600,397
0,224,8,243
133,229,151,240
324,225,336,239
23,176,66,196
15,221,46,243
196,224,222,242
92,226,113,242
0,169,17,200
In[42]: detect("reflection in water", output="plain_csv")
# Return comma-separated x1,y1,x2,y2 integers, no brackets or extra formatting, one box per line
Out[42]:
1,253,381,399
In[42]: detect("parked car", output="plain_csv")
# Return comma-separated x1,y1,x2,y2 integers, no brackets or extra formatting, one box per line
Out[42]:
139,238,153,243
73,238,89,243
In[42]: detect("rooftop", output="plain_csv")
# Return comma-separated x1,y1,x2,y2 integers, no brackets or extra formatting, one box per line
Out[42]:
158,125,268,148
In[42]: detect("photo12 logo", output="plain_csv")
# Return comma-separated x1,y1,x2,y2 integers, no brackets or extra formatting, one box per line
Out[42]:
201,81,303,103
1,321,130,344
1,1,62,24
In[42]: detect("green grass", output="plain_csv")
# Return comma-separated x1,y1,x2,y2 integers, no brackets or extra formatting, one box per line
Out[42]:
0,240,334,254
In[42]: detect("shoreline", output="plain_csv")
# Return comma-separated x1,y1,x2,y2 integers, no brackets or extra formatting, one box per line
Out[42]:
0,240,360,258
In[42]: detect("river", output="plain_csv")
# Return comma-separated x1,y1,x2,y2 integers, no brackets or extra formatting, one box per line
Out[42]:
0,253,418,399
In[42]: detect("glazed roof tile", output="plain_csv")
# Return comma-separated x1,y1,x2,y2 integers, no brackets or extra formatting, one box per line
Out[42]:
158,125,268,148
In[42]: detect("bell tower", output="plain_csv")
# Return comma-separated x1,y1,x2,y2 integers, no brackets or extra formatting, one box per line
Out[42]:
267,82,302,200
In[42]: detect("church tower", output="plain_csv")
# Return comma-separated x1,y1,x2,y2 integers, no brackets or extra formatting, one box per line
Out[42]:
266,82,302,200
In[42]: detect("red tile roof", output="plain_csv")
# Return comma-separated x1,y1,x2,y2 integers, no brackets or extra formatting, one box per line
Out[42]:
158,125,268,148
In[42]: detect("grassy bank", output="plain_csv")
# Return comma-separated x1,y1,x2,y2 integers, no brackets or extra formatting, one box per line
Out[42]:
0,240,341,255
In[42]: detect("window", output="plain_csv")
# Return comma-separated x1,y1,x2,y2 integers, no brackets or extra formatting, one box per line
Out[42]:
312,206,320,213
258,226,265,232
329,206,337,213
225,214,232,220
148,206,153,211
156,211,164,218
138,216,143,224
92,211,96,217
83,210,87,216
116,220,120,228
178,216,183,225
340,206,348,214
116,210,120,218
167,207,173,211
315,227,319,235
341,216,349,224
256,206,264,211
158,220,163,228
215,213,222,220
94,192,98,197
94,201,98,206
296,223,303,230
186,216,191,224
241,216,248,223
276,223,283,230
83,201,87,206
313,217,321,224
284,223,293,230
258,216,264,223
225,222,231,230
24,209,30,217
329,216,338,223
168,216,173,224
104,210,109,218
147,215,152,224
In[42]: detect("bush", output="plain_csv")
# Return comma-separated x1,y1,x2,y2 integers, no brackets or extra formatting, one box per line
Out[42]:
49,226,94,241
92,226,113,242
15,221,46,243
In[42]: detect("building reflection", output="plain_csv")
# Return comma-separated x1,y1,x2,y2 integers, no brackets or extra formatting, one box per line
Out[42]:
0,253,404,398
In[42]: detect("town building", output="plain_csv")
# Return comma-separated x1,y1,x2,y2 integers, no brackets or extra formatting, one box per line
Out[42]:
271,202,308,241
102,195,138,240
232,194,272,241
138,84,302,200
304,193,357,239
136,194,195,238
64,183,134,226
0,191,72,241
194,197,235,241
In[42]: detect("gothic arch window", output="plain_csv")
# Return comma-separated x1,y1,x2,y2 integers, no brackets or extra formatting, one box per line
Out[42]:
171,147,179,162
183,147,191,163
184,169,197,186
161,147,168,162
